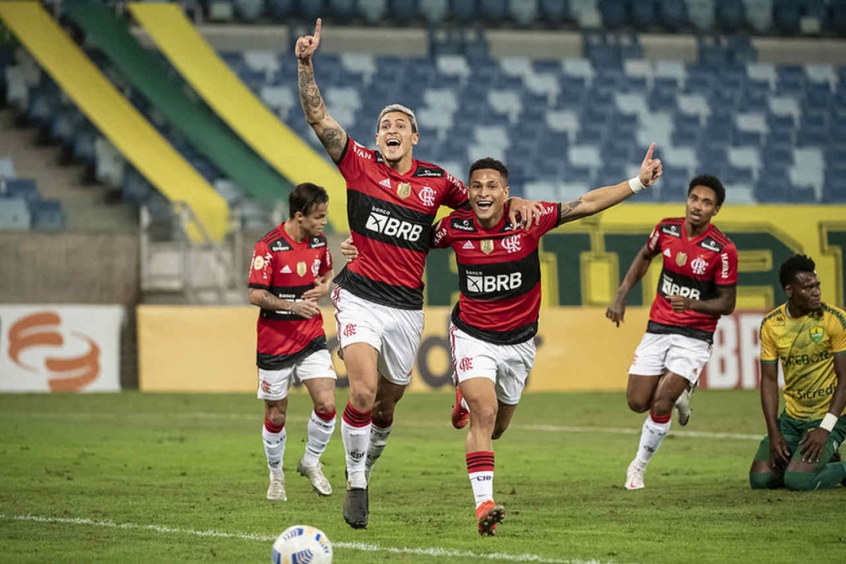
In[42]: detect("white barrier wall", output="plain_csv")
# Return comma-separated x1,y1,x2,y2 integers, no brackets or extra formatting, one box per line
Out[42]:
0,305,124,392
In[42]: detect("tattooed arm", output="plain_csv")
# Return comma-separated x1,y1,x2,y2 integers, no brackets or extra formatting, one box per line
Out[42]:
559,143,663,225
295,19,348,162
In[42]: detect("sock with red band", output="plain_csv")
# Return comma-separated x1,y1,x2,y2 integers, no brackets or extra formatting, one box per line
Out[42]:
341,403,371,489
635,410,672,467
466,451,495,508
301,409,336,468
262,418,286,479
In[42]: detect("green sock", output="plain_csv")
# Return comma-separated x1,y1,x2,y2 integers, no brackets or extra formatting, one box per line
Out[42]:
785,462,846,491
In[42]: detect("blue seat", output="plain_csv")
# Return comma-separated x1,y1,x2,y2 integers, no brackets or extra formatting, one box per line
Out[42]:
649,88,677,112
716,0,745,31
762,144,794,167
359,0,388,23
796,128,828,146
731,129,760,146
390,0,416,23
509,0,539,25
599,0,630,28
233,0,263,21
298,0,325,19
823,177,846,203
773,0,801,34
479,0,508,20
328,0,357,19
658,0,687,30
539,0,569,24
727,35,756,65
790,186,818,203
755,177,792,203
631,0,656,27
3,178,40,203
29,199,65,231
452,0,477,22
660,180,688,202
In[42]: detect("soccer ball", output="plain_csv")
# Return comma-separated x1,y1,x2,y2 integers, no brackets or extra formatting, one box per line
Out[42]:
271,525,333,564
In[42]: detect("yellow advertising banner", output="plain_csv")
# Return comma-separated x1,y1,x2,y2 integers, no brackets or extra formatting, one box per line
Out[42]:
138,305,656,393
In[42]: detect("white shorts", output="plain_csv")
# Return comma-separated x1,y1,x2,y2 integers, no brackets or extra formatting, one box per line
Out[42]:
331,286,425,386
628,332,713,385
257,349,336,401
449,323,536,406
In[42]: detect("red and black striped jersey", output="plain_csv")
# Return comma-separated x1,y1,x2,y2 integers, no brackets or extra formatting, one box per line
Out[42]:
333,137,468,310
248,225,333,369
431,201,561,345
644,217,738,342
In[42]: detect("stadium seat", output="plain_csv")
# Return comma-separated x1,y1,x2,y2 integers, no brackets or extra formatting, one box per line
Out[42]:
686,0,716,31
390,0,417,23
233,0,263,21
0,197,31,230
630,0,656,27
509,0,540,25
479,0,509,21
599,0,630,28
744,0,773,32
328,0,357,19
659,0,687,30
419,0,449,23
716,0,745,30
207,0,235,21
539,0,570,24
773,0,801,33
29,199,65,231
0,157,15,179
452,0,477,22
359,0,388,24
299,0,326,20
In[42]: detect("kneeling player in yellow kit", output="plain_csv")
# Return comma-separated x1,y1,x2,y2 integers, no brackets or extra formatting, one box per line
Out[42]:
750,254,846,491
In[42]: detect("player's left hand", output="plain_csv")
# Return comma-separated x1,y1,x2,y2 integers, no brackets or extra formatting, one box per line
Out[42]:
340,236,359,263
302,276,331,301
668,294,689,312
799,428,829,463
508,197,544,230
638,143,663,188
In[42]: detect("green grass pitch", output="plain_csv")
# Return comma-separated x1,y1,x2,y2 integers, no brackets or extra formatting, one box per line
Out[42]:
2,391,845,563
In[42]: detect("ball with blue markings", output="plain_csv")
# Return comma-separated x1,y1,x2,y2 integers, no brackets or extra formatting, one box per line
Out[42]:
271,525,332,564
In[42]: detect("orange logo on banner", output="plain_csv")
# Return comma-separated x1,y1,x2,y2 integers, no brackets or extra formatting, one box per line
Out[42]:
8,312,101,392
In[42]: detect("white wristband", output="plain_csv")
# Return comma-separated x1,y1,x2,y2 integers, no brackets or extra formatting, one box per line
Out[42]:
628,177,645,194
820,412,838,432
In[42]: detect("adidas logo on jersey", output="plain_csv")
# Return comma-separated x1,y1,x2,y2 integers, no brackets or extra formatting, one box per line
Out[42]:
379,178,391,188
281,265,292,274
462,241,474,250
663,249,672,257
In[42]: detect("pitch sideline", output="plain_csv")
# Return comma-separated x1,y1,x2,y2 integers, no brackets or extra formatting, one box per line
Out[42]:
0,513,603,564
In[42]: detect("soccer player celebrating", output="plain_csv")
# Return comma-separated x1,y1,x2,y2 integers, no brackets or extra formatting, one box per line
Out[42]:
433,147,662,535
248,182,336,502
606,175,738,490
749,254,846,491
295,19,541,529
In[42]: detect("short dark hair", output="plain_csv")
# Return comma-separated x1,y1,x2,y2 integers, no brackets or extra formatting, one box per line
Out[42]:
468,158,509,183
289,182,329,219
688,174,725,207
779,254,816,289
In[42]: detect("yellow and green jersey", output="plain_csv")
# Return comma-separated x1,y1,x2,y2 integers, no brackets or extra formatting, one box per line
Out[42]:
760,303,846,420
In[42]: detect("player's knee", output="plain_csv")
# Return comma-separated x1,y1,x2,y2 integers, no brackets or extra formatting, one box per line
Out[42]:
266,411,286,427
749,471,779,490
371,400,395,422
627,396,650,413
349,384,377,410
313,398,335,415
470,405,497,429
784,470,817,492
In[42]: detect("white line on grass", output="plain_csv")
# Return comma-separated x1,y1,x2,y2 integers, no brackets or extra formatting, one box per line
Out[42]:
0,513,601,564
1,411,762,441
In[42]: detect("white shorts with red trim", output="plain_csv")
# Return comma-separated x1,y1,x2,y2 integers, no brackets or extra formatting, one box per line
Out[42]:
449,323,536,406
257,349,336,401
331,286,424,386
628,332,712,385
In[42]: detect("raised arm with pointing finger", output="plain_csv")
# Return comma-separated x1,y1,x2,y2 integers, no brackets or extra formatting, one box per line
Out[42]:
296,18,347,162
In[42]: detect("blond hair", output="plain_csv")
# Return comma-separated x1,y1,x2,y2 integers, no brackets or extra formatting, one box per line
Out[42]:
376,104,418,133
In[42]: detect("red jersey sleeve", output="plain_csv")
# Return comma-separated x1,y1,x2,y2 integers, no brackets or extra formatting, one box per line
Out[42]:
319,245,333,276
248,240,274,289
442,170,469,209
537,201,561,236
430,217,453,249
716,243,739,286
335,136,369,182
645,222,663,256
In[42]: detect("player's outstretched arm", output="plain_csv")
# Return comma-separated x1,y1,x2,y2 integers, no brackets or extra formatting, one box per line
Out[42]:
249,288,321,319
558,143,662,226
800,352,846,463
759,360,791,468
296,18,348,162
606,243,655,327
